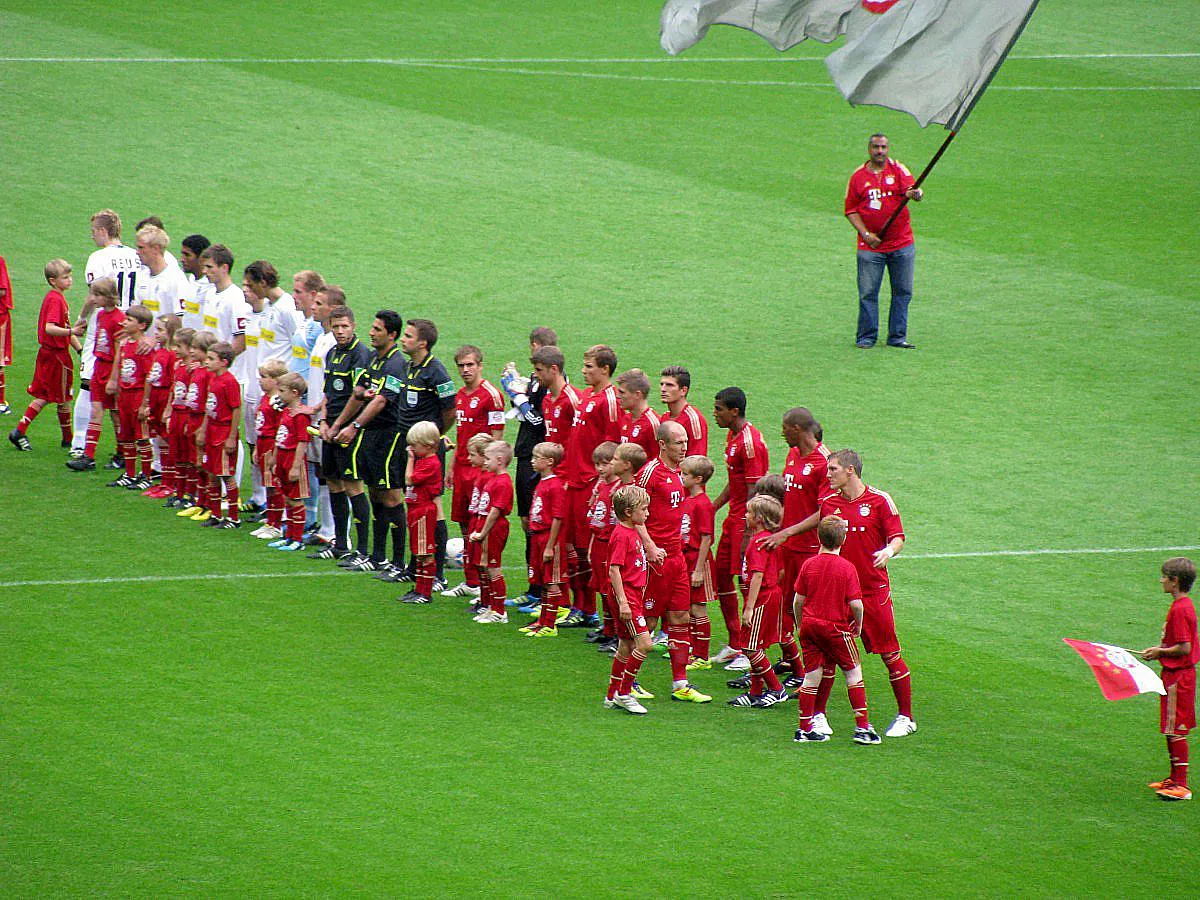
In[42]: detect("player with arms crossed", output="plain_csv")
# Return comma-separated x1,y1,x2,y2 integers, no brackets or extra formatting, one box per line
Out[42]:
819,449,914,737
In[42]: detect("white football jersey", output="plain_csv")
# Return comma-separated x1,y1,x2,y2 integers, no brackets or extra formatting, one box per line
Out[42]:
80,243,142,378
308,329,337,407
206,283,248,343
135,264,192,324
239,307,265,394
182,274,213,331
257,292,300,365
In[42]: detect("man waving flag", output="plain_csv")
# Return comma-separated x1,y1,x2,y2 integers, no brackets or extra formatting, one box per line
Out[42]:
661,0,1041,130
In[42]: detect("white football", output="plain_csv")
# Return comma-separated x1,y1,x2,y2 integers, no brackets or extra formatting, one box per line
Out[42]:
446,537,465,569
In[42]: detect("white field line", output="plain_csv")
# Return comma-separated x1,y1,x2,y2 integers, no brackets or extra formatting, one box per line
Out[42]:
3,56,1194,91
0,53,1197,63
2,545,1197,589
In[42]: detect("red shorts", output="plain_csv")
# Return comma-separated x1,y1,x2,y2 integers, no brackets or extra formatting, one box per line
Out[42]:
858,588,901,655
93,361,117,410
407,502,438,556
116,391,147,442
615,584,650,641
1161,667,1196,736
644,551,690,618
741,589,782,651
0,311,11,366
274,449,311,501
202,423,236,477
28,346,74,402
529,531,567,586
480,516,509,568
564,485,590,548
714,517,746,593
779,549,815,632
169,411,194,466
799,618,861,673
684,550,716,606
255,444,277,487
589,535,610,594
451,468,473,526
147,390,170,438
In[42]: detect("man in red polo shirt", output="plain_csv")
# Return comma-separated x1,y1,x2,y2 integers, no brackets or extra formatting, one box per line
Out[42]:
845,133,923,350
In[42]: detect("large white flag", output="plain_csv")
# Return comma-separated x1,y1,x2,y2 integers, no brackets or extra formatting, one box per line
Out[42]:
660,0,1041,130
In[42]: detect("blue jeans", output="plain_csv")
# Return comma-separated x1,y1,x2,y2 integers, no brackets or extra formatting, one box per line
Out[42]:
856,243,915,346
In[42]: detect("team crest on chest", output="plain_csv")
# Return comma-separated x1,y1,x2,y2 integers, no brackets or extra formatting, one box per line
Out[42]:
859,504,871,517
802,464,812,476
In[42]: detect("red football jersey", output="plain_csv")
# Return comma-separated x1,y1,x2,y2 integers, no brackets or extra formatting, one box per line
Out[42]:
680,490,715,554
204,370,241,425
1161,596,1199,670
147,346,175,391
742,531,783,599
818,486,905,595
635,458,686,555
781,443,830,553
564,384,621,488
663,402,708,458
93,307,125,362
116,339,152,392
541,384,580,448
274,407,310,451
186,365,211,423
588,478,618,542
845,158,916,253
620,407,661,462
724,422,769,519
454,380,505,463
795,552,862,628
37,290,71,350
173,361,195,410
607,522,648,592
479,470,514,515
255,395,282,450
529,473,566,535
467,466,488,530
406,453,443,506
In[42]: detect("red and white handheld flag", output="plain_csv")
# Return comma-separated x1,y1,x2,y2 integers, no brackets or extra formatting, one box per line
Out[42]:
1063,639,1165,701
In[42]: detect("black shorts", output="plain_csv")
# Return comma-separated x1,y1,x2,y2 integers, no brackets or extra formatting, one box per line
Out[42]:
322,437,357,482
515,454,540,518
349,428,404,490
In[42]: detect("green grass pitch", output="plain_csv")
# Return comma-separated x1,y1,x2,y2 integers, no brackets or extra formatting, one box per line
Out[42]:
1,0,1197,894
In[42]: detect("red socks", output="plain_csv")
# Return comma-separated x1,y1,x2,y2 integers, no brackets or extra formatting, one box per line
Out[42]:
690,612,711,661
16,401,44,435
618,647,647,696
286,505,305,542
225,483,240,523
537,584,563,628
1169,736,1190,788
267,487,283,528
798,682,818,732
667,623,691,683
136,439,152,478
122,441,136,477
416,558,435,598
607,654,628,700
746,649,783,694
57,403,72,442
814,665,836,714
883,651,913,719
489,573,507,613
779,632,801,671
847,679,869,730
84,422,102,459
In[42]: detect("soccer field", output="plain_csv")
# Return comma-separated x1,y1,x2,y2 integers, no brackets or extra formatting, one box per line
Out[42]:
1,0,1198,894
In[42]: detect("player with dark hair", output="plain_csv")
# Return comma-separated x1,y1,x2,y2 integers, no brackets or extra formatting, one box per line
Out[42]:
561,345,622,628
710,386,769,670
330,310,408,573
660,365,708,457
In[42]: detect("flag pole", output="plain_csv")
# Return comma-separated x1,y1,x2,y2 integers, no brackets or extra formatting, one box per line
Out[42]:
877,128,957,239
